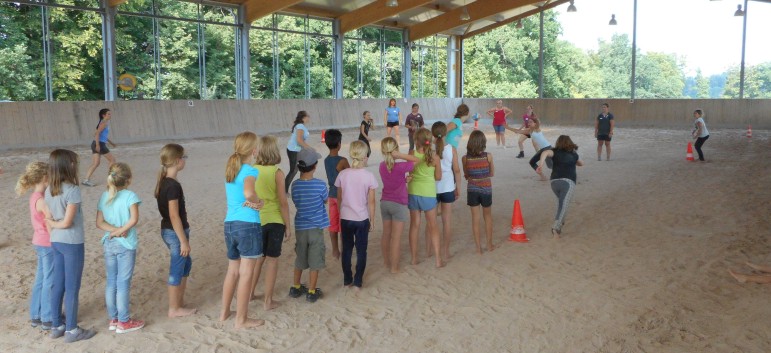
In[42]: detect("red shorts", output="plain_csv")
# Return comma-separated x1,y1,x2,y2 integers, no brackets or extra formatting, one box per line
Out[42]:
328,197,341,232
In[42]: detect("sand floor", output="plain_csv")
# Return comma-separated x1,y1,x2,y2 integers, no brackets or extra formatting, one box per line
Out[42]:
0,125,769,353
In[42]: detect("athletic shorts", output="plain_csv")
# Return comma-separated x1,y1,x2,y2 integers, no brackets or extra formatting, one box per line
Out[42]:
380,200,408,222
294,228,326,270
261,223,285,258
493,125,505,133
524,134,531,139
436,191,456,204
387,121,399,128
467,191,492,208
328,197,341,233
408,194,437,211
597,134,612,141
90,141,110,155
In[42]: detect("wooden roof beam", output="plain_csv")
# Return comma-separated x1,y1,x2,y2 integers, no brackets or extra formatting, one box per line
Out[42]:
408,0,541,41
463,0,568,38
338,0,433,34
245,0,304,23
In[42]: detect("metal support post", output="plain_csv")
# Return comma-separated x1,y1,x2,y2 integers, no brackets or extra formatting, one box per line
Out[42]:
332,19,344,99
403,28,411,99
101,0,118,101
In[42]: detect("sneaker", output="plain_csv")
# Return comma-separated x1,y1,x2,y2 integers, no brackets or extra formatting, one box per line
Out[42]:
116,319,144,334
30,319,42,328
306,288,323,303
81,180,96,187
288,284,308,298
49,325,65,339
516,151,525,158
108,319,119,331
63,327,96,343
41,321,52,331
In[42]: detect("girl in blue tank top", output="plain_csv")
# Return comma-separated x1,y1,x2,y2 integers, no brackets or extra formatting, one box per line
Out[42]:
82,108,117,187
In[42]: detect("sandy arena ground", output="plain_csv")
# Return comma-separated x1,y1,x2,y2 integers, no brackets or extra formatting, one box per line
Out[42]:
0,124,769,353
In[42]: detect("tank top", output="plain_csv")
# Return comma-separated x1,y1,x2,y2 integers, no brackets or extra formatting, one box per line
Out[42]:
29,191,51,247
522,114,533,127
254,165,283,225
530,131,551,150
436,145,455,193
465,153,492,195
98,120,110,142
492,109,506,126
407,151,437,197
324,155,344,198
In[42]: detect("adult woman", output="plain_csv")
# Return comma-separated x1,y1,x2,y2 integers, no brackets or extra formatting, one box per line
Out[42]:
383,99,401,138
82,108,117,187
537,135,583,238
286,111,313,192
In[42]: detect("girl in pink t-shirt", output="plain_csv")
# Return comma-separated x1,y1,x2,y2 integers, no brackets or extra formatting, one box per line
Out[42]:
16,161,55,329
378,137,420,273
335,141,378,289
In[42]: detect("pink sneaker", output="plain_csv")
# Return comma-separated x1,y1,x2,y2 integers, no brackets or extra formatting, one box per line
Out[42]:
116,319,145,334
108,319,119,331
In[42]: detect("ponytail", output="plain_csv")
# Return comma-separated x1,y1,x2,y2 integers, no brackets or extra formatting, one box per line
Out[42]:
106,163,132,204
415,128,434,165
15,161,48,196
226,132,258,183
431,121,447,159
349,140,369,169
291,111,308,133
380,137,398,172
454,104,469,119
155,143,184,198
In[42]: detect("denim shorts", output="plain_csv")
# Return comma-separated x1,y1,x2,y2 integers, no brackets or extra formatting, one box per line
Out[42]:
493,125,505,133
408,194,437,211
161,228,192,286
224,221,263,260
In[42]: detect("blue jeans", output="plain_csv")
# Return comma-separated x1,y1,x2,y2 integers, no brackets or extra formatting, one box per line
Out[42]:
103,239,136,322
30,245,54,322
50,242,84,331
341,219,370,287
161,228,192,286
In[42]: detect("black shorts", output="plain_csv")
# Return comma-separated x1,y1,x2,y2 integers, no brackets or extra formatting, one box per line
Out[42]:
436,191,456,204
597,134,612,142
90,141,110,155
387,121,399,127
467,191,492,208
524,134,531,139
261,223,285,258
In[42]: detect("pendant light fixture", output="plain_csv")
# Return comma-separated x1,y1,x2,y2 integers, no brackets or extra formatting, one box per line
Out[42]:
608,14,617,25
386,0,398,7
567,0,577,12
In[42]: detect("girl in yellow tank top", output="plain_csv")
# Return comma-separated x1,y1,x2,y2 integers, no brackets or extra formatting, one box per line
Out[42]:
406,128,444,268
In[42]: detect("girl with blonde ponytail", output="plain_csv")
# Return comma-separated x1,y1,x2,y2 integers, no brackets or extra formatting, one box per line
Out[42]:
334,141,378,288
96,162,145,333
378,137,419,273
154,143,196,318
221,131,265,329
407,128,444,268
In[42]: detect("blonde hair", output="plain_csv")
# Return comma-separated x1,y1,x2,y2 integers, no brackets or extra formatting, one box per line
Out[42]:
48,149,79,196
415,128,434,165
106,162,132,204
381,137,399,172
349,140,369,169
255,135,281,166
155,144,184,198
16,161,48,195
431,121,447,159
226,131,258,183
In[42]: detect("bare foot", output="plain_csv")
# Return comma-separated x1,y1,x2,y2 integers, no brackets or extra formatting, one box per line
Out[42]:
354,286,362,292
435,260,445,268
411,258,419,265
745,261,771,273
263,300,281,311
390,267,400,274
729,269,748,283
219,309,232,321
551,228,561,240
476,247,483,255
234,318,265,329
168,307,197,318
250,293,263,301
332,249,341,260
486,243,496,252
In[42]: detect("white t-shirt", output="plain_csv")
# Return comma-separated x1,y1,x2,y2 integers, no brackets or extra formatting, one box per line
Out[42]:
694,117,709,137
436,146,456,194
287,123,309,152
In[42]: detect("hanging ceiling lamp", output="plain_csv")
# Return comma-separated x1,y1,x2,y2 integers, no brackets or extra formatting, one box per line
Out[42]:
460,7,471,21
386,0,398,7
734,4,745,16
608,14,617,25
567,0,577,12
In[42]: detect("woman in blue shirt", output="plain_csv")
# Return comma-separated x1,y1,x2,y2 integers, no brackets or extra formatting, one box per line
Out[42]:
82,109,117,187
383,99,401,138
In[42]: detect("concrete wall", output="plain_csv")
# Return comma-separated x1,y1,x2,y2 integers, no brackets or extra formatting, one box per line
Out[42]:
1,98,767,150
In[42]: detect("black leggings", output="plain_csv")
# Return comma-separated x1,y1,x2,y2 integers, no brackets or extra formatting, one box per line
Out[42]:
694,135,709,161
285,149,298,193
529,147,553,170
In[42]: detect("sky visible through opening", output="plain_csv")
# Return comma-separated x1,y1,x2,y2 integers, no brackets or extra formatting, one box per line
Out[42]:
555,0,771,76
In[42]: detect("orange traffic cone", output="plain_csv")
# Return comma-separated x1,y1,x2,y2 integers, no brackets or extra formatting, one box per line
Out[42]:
686,142,694,161
321,129,326,143
747,125,752,138
508,199,528,243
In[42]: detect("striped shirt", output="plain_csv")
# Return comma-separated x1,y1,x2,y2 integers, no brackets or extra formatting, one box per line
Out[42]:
291,178,329,230
464,153,492,194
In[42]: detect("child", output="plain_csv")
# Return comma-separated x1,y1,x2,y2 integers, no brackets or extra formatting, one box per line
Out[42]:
335,141,378,289
96,163,144,333
323,129,349,260
405,103,424,154
44,149,96,342
516,105,536,158
221,131,264,329
290,148,330,303
155,143,196,318
506,116,552,179
462,131,495,254
407,128,444,268
446,104,471,150
595,103,614,161
250,135,292,311
379,137,419,273
537,135,583,237
16,161,55,330
432,122,460,261
358,111,374,157
692,109,709,162
83,108,118,187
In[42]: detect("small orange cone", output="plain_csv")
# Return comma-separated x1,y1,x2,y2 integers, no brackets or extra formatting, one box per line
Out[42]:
508,199,528,243
474,119,479,130
321,129,326,143
747,125,752,138
686,142,694,161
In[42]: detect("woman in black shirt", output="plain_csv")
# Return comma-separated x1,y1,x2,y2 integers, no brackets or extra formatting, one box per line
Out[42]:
537,135,583,238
